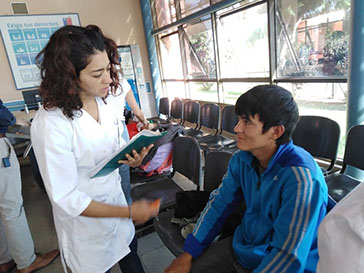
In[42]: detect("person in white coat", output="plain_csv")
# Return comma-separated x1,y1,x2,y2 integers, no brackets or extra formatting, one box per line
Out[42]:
317,182,364,273
31,25,159,273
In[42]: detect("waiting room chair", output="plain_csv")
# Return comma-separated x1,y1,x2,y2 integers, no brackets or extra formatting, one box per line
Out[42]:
130,135,202,211
22,89,42,111
149,97,170,124
187,103,220,139
292,116,340,175
198,105,238,154
182,100,200,130
325,125,364,202
170,98,183,124
153,151,232,256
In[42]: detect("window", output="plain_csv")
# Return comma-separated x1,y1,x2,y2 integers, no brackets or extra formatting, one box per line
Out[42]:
278,82,347,156
189,82,218,102
165,81,186,99
159,32,184,79
276,0,351,78
183,16,216,79
215,0,262,15
152,0,177,28
150,1,351,156
217,3,269,78
222,82,268,104
180,0,210,18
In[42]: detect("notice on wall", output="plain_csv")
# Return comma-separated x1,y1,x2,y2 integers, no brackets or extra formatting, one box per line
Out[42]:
0,14,80,90
117,46,136,81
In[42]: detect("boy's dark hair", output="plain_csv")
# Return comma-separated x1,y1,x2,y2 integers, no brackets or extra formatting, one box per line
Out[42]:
235,85,299,145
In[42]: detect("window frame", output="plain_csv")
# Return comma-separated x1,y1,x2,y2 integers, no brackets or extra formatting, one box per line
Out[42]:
150,0,349,100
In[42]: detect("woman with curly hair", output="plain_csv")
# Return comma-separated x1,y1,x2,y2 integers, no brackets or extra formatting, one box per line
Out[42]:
31,25,158,273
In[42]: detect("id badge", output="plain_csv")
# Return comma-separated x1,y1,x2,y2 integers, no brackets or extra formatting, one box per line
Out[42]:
2,157,10,168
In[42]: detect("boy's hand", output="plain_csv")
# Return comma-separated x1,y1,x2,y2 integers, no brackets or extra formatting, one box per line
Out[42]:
118,144,153,167
164,252,193,273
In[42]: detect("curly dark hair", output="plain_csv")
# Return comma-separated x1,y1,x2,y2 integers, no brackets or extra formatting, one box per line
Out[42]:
35,25,120,118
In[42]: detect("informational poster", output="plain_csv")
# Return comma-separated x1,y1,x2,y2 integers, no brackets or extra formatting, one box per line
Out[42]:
117,45,141,110
0,14,80,90
117,46,136,81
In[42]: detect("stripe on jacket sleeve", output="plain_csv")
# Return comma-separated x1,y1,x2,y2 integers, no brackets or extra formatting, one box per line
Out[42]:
273,167,314,272
294,167,313,255
270,167,313,273
261,166,313,273
193,184,222,236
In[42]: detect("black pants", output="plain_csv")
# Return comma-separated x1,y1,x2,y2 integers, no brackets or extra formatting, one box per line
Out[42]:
190,237,252,273
106,236,145,273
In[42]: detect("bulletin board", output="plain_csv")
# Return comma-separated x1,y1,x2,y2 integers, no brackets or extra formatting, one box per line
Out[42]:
0,13,80,90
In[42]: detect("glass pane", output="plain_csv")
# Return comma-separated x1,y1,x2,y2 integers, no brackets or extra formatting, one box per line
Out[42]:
215,0,261,15
165,81,187,99
189,82,218,102
217,3,269,78
152,0,177,28
184,18,216,79
159,33,184,79
222,82,267,104
180,0,210,18
278,82,347,156
276,0,351,78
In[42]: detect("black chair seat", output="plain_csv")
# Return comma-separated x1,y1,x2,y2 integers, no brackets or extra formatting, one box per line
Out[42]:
131,177,184,210
197,105,238,154
199,135,236,151
153,209,185,257
187,129,204,139
325,173,361,203
149,117,171,125
130,171,170,185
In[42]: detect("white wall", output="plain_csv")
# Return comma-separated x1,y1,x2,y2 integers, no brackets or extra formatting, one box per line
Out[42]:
0,0,152,102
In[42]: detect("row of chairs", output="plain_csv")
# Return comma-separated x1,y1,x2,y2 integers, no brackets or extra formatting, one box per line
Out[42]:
291,116,364,203
150,97,239,154
150,98,364,203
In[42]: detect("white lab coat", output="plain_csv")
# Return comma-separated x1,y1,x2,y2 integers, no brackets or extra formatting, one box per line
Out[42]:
31,85,134,273
317,182,364,273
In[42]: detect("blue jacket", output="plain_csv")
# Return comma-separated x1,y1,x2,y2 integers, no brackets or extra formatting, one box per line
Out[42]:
183,141,328,273
0,99,16,134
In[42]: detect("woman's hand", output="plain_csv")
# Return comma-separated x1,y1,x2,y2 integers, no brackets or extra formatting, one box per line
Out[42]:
118,144,153,167
130,199,160,225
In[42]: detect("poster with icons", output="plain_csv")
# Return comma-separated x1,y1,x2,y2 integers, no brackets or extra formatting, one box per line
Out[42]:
0,14,80,90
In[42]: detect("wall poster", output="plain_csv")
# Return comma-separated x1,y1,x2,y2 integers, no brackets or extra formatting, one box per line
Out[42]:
0,14,80,90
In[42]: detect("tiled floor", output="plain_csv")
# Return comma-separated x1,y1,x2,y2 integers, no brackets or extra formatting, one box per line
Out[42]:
15,162,197,273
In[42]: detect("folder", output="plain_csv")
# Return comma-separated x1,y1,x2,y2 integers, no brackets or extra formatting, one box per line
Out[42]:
90,130,166,178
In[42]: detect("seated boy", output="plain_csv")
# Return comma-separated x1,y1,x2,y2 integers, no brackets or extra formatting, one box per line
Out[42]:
164,85,328,273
